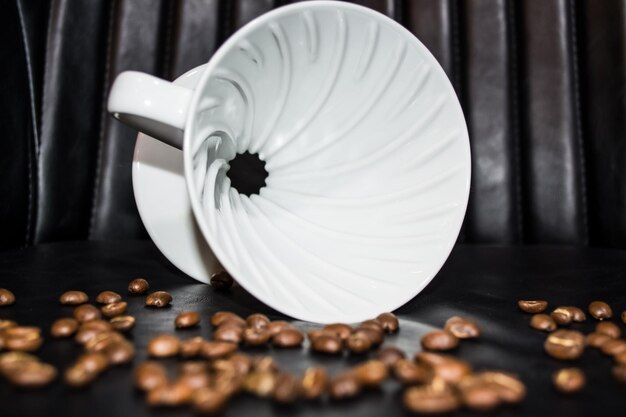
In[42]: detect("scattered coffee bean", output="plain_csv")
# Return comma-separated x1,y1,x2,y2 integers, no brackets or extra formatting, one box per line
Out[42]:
201,341,237,360
106,340,135,365
596,321,621,339
64,363,98,387
0,352,38,375
243,327,271,346
273,373,300,403
615,351,626,365
180,361,209,374
346,332,372,354
530,314,557,332
179,337,205,358
210,271,234,290
101,301,127,318
3,326,43,352
84,331,124,353
175,311,200,329
376,345,405,368
415,352,472,385
553,368,585,393
544,330,585,360
146,382,193,406
192,387,228,414
59,291,88,305
95,291,122,305
213,323,243,344
177,369,211,391
601,339,626,356
459,383,500,412
0,288,16,306
213,369,245,397
148,334,180,358
77,352,109,374
135,361,168,391
74,320,113,344
301,367,327,400
517,300,548,313
323,323,352,341
444,316,480,339
589,301,612,320
224,353,253,376
272,328,304,348
473,371,526,404
613,364,626,384
393,358,430,384
128,278,150,294
145,291,172,308
252,356,279,374
310,334,342,354
210,311,245,327
3,360,57,388
376,312,400,333
403,378,460,414
267,320,291,336
565,306,586,322
586,332,611,348
243,371,278,398
246,313,270,330
0,319,17,331
50,318,79,338
421,330,459,351
352,327,383,346
110,315,136,332
329,372,361,400
353,360,388,387
550,307,573,325
73,304,101,323
360,320,384,334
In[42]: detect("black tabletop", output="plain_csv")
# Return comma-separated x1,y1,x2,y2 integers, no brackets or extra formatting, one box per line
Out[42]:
1,241,625,416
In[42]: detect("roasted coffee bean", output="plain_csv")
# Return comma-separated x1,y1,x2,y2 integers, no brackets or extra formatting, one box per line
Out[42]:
213,369,245,397
301,367,327,400
268,321,292,336
421,330,459,351
4,326,43,352
243,371,278,397
360,320,384,334
177,370,211,391
310,334,342,354
135,361,168,391
74,320,113,344
77,352,109,374
210,311,245,327
246,313,270,330
307,329,325,341
180,337,205,358
0,319,17,331
0,288,15,306
544,330,585,360
181,361,209,374
146,382,193,406
601,339,626,356
0,351,38,372
460,383,500,411
64,364,98,387
50,318,79,338
84,331,124,353
272,328,304,348
252,356,279,374
175,311,200,329
243,327,271,346
586,332,611,348
565,306,586,322
622,310,626,324
225,353,253,376
213,323,244,344
596,321,621,339
192,387,228,414
101,301,127,318
376,345,405,368
128,278,149,294
615,351,626,365
73,304,101,322
354,360,388,387
376,312,399,333
4,361,57,388
329,372,361,400
95,291,122,305
346,332,372,354
415,352,472,385
589,301,612,320
210,271,234,290
201,341,237,360
613,364,626,384
352,327,383,346
148,334,180,358
60,291,88,305
322,323,352,341
106,340,135,365
553,368,585,393
110,315,135,332
530,313,557,332
393,359,430,384
517,300,548,313
403,379,460,414
273,373,300,403
444,316,480,339
551,307,573,325
145,291,172,308
476,371,526,404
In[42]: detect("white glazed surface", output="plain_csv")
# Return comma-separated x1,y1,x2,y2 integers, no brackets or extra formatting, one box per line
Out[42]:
183,1,471,323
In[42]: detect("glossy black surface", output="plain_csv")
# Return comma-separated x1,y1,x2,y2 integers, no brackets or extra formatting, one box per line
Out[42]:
1,241,625,416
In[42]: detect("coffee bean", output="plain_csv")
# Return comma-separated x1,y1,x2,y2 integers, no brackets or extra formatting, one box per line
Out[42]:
225,353,253,376
544,330,585,360
213,369,245,397
210,311,245,327
565,306,586,322
177,370,211,391
310,334,342,354
146,382,193,406
252,356,279,374
553,368,585,393
403,379,460,414
464,371,526,404
246,313,270,330
60,291,88,305
346,332,372,354
353,327,383,346
615,351,626,365
179,337,205,358
307,329,325,341
530,314,557,332
322,323,352,341
74,320,113,344
210,271,234,290
360,320,384,334
329,372,361,400
0,288,15,306
273,373,300,403
596,321,621,339
73,304,101,323
213,323,244,344
375,345,405,368
243,327,271,346
444,316,480,339
551,307,573,325
4,361,57,388
192,387,228,414
77,352,109,374
586,332,611,348
4,326,43,352
101,301,127,318
459,384,500,412
353,360,388,387
84,331,124,353
421,330,459,351
376,312,399,333
106,340,135,365
0,319,17,331
135,361,168,391
272,328,304,348
110,315,135,332
267,320,291,336
613,364,626,384
50,318,79,338
243,371,277,398
145,291,172,308
65,364,98,387
180,361,209,374
128,278,150,294
95,291,122,305
393,358,430,384
589,301,612,320
148,334,180,358
415,352,472,385
601,339,626,356
517,300,548,313
0,351,38,373
301,367,327,400
201,341,237,360
175,311,200,329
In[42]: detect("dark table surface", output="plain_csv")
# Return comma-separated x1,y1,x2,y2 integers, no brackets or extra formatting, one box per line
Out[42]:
1,241,626,416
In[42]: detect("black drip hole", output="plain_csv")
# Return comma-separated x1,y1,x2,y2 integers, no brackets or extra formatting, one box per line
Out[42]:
226,152,269,197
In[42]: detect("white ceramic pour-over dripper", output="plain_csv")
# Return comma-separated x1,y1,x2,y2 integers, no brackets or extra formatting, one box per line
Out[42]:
108,1,471,323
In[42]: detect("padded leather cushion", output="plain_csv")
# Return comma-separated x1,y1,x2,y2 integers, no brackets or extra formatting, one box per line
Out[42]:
1,241,625,416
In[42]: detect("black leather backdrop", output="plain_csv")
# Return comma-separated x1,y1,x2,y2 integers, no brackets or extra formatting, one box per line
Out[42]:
1,0,626,250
